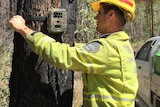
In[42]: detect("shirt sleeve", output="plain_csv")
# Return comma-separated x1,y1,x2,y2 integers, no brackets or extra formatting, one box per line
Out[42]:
25,32,107,74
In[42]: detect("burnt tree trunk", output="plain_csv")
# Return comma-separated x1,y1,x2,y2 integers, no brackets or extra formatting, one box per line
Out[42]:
9,0,77,107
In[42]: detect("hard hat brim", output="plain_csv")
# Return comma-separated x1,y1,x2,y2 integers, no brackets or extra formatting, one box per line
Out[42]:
91,2,101,12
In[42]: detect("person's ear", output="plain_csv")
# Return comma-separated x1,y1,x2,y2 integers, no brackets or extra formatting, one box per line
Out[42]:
108,10,115,20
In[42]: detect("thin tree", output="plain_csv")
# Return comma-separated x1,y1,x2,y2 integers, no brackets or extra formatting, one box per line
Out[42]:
151,0,154,37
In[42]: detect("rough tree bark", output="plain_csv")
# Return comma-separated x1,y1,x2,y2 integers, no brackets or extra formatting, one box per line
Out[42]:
9,0,77,107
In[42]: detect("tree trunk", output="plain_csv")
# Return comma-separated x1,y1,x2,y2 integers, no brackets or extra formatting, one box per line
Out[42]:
9,0,77,107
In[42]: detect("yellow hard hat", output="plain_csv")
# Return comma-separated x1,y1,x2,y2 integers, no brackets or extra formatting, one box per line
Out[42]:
91,0,136,21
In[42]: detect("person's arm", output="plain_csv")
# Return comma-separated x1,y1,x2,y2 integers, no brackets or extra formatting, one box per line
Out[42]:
9,15,107,74
9,15,35,38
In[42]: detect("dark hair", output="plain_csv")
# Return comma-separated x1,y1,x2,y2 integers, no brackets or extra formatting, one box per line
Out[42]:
100,3,126,26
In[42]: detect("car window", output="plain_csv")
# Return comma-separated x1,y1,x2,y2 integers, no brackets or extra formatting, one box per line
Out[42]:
136,41,152,61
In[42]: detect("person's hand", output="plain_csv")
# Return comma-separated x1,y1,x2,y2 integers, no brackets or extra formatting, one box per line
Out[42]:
9,15,34,38
9,15,28,33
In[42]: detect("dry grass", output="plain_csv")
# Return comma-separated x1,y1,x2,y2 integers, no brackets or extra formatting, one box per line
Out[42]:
131,39,146,53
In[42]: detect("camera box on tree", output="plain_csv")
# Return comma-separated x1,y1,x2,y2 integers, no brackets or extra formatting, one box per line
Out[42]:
47,8,67,34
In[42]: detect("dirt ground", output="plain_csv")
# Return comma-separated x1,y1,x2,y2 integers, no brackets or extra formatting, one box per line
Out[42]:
72,72,83,107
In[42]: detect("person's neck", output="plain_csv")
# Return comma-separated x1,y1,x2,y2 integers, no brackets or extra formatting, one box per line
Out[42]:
105,29,123,34
106,23,123,33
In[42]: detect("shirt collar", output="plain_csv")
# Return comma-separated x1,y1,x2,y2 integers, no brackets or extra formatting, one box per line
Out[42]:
100,33,111,38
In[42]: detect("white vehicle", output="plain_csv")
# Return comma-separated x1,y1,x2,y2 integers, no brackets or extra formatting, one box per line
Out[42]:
135,36,160,107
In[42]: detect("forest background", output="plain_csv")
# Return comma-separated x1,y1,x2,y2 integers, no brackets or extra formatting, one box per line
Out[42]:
0,0,160,107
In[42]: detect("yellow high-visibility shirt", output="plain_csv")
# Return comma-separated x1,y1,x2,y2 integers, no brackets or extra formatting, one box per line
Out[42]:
25,31,138,107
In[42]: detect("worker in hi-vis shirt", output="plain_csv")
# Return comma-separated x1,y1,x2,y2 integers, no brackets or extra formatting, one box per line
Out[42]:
9,0,138,106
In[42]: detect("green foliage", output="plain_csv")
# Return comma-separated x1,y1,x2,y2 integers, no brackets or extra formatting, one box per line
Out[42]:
75,0,99,43
0,47,12,107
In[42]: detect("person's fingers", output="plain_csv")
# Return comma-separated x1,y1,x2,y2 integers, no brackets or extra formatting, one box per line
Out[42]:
9,15,25,32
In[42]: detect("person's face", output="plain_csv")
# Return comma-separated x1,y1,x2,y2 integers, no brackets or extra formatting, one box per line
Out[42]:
95,5,110,34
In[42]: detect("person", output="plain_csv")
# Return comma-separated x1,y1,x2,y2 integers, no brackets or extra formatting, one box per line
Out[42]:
9,0,138,106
